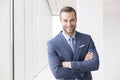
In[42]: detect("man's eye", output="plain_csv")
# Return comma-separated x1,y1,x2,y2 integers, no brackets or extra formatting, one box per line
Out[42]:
64,20,67,22
71,19,75,22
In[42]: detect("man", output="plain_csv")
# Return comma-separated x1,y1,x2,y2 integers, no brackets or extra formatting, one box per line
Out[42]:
47,6,99,80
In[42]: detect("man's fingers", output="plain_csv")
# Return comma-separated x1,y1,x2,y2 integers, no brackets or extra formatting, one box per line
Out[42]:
84,52,93,61
87,52,93,58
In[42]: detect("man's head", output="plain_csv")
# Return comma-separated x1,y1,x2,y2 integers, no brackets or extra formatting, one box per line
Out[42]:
60,6,77,36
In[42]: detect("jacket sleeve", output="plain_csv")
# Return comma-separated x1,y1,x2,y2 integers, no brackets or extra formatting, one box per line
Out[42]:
47,41,81,79
71,36,99,72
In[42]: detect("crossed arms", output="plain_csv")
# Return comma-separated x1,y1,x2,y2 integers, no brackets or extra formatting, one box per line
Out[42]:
47,37,99,78
62,52,93,68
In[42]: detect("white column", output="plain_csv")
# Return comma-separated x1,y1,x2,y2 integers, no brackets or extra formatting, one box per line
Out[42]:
0,0,11,80
14,0,25,80
32,0,52,78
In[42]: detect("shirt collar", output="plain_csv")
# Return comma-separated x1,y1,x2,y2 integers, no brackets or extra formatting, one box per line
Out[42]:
62,31,76,40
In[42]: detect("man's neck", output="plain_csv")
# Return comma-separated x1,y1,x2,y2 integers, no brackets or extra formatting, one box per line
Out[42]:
63,31,75,37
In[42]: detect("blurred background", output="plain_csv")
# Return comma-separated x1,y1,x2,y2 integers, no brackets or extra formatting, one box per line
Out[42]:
0,0,120,80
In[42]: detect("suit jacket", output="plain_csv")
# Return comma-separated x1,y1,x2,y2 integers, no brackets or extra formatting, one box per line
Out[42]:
47,31,99,80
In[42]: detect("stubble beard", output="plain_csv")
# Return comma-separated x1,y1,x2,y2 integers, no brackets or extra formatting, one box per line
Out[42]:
63,25,76,36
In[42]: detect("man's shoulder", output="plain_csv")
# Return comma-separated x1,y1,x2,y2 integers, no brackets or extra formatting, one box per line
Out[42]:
76,31,91,38
47,32,61,44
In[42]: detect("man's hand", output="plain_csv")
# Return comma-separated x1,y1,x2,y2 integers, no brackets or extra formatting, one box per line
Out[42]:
84,52,93,61
62,52,93,68
62,61,70,68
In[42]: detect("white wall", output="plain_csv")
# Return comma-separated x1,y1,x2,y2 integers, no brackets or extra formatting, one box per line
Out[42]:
52,16,62,37
77,0,104,80
14,0,52,80
104,14,120,80
0,0,11,80
104,0,120,79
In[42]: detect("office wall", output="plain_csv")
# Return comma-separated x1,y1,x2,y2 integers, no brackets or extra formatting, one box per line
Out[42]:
104,14,120,80
77,0,104,80
0,0,11,80
104,0,120,79
14,0,52,80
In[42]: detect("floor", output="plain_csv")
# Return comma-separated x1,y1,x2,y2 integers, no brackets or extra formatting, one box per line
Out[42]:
34,65,56,80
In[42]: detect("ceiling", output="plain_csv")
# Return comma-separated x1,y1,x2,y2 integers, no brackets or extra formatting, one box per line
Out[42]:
47,0,77,16
104,0,120,14
47,0,120,15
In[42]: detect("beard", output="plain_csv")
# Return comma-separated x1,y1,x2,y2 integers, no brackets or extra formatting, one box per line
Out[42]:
63,25,76,36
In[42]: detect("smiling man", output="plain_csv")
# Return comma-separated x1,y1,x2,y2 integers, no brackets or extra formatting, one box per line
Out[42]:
47,6,99,80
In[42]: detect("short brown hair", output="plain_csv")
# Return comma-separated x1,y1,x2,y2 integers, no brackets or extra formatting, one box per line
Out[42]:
60,6,77,20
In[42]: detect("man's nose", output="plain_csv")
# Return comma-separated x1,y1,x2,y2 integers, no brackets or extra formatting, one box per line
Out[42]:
67,21,71,26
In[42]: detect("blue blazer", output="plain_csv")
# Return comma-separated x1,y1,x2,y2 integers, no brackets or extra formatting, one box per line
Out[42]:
47,31,99,80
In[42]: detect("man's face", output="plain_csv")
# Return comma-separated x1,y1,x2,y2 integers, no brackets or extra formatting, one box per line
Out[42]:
60,11,77,36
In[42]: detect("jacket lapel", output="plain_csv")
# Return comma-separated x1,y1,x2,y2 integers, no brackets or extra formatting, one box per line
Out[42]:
73,32,83,60
59,32,74,60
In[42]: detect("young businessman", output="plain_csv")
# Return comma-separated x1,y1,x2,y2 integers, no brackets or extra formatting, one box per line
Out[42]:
47,6,99,80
